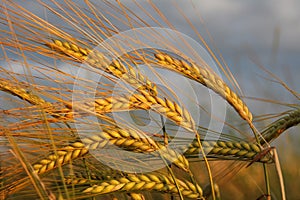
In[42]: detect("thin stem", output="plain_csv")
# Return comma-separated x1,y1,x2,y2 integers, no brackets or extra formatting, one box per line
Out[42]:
160,115,184,200
196,133,216,200
160,115,169,145
273,148,286,200
263,164,271,199
248,121,271,199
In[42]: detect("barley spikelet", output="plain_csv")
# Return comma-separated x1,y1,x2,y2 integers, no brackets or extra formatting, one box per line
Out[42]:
184,140,273,163
33,126,190,173
0,78,75,121
128,193,145,200
0,78,50,106
81,126,157,153
47,39,157,95
65,172,151,200
33,142,88,174
66,173,204,199
155,143,190,172
261,108,300,144
45,40,90,62
130,90,196,131
72,91,195,131
154,52,253,122
82,130,190,171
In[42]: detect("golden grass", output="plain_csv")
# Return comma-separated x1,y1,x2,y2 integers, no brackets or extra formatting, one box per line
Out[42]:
154,52,253,122
0,1,298,199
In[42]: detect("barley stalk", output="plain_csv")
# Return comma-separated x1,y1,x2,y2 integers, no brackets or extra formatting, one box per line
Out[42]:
65,173,204,199
32,141,88,174
64,172,146,200
183,140,273,163
81,126,157,153
0,78,50,106
0,78,74,122
47,39,157,95
33,126,190,174
260,108,300,144
154,52,253,122
69,90,196,132
82,126,190,171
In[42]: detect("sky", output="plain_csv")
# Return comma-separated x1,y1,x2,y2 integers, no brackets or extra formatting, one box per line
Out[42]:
108,0,300,115
1,0,299,116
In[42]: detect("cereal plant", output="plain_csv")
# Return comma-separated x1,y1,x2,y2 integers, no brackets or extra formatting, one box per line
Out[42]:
0,1,299,200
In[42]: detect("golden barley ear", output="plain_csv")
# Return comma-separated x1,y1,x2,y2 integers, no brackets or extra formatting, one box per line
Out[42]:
154,52,253,122
71,173,205,199
0,78,50,106
46,39,158,95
